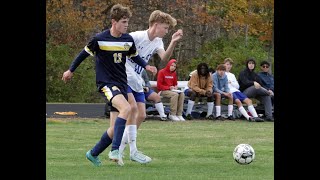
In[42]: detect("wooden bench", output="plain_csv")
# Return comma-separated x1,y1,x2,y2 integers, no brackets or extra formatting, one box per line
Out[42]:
146,81,267,119
146,81,213,117
102,80,266,119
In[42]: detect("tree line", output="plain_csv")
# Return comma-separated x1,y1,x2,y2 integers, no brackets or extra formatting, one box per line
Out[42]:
46,0,274,103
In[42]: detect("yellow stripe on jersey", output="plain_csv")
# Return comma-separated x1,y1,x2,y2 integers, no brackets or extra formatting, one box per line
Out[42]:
128,51,139,58
84,46,94,56
98,41,133,51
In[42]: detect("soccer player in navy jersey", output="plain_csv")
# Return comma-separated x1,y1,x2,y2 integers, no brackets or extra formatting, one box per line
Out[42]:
80,9,182,166
61,4,157,166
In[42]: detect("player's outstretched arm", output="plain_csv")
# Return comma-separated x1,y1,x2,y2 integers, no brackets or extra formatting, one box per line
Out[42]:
158,29,183,62
61,49,90,83
145,65,157,76
62,70,73,83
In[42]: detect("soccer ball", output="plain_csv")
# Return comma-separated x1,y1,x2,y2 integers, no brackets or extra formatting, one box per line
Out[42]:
233,144,255,165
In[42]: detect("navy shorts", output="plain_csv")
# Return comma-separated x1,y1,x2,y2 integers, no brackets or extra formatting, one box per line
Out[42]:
184,89,189,96
99,83,128,112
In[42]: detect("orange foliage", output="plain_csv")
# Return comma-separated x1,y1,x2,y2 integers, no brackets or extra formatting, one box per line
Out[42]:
173,0,273,43
221,0,274,43
47,0,273,47
46,0,132,47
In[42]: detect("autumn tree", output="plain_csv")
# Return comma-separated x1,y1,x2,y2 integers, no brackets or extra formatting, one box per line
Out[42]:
46,0,274,102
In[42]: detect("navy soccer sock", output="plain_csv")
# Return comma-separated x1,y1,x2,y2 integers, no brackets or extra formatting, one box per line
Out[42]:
91,131,112,156
111,117,126,151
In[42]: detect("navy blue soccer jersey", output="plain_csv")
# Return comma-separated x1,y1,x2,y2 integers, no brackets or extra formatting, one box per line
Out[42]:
84,29,141,88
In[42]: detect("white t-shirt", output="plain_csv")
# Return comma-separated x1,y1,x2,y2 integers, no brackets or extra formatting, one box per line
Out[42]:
225,72,240,93
126,30,164,92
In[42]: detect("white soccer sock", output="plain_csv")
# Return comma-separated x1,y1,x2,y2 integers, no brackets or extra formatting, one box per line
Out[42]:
248,105,258,117
186,100,195,115
206,102,214,117
155,102,166,117
239,106,250,120
215,106,221,117
228,105,233,116
119,126,129,154
127,125,138,155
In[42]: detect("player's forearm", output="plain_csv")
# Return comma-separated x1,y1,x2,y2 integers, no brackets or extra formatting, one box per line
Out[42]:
131,55,147,68
161,41,177,62
69,50,90,72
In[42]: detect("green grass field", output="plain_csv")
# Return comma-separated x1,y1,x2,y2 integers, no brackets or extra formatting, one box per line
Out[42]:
46,118,274,180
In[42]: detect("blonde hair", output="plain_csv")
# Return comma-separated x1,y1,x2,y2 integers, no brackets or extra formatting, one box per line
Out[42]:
149,10,177,27
223,57,234,64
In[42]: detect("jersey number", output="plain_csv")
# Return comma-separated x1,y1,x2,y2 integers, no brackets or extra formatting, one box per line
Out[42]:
113,53,122,63
135,64,144,74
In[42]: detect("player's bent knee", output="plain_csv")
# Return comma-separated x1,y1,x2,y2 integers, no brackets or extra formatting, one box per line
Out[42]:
153,96,161,102
130,103,138,113
138,113,146,121
119,104,131,115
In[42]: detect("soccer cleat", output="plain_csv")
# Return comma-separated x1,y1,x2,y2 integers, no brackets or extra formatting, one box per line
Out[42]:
108,150,124,166
206,114,215,120
159,116,168,121
253,117,264,122
117,155,124,166
227,115,235,120
248,117,264,122
185,114,193,120
130,151,152,164
248,117,254,122
86,150,101,167
215,116,224,120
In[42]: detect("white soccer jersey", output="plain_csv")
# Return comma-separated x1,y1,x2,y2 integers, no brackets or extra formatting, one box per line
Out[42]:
225,72,240,93
126,30,164,92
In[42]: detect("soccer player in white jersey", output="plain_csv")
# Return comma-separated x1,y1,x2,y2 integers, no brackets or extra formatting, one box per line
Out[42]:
110,10,184,163
223,58,264,122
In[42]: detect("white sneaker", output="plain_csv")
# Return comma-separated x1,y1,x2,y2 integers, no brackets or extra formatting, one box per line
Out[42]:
177,115,185,121
130,151,152,164
168,114,180,121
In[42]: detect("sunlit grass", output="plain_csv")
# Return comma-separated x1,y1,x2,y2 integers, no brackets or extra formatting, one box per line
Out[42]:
47,118,274,180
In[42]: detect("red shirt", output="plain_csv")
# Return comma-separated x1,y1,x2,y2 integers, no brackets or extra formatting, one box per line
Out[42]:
157,59,177,91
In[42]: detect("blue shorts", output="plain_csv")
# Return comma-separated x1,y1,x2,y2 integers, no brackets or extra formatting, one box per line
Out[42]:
184,89,189,96
144,89,155,100
127,86,145,103
232,91,248,102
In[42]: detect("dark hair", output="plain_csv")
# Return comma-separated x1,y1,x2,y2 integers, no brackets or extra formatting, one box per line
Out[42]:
110,4,132,21
246,58,257,68
197,63,210,77
208,67,215,74
246,58,256,65
260,60,270,66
